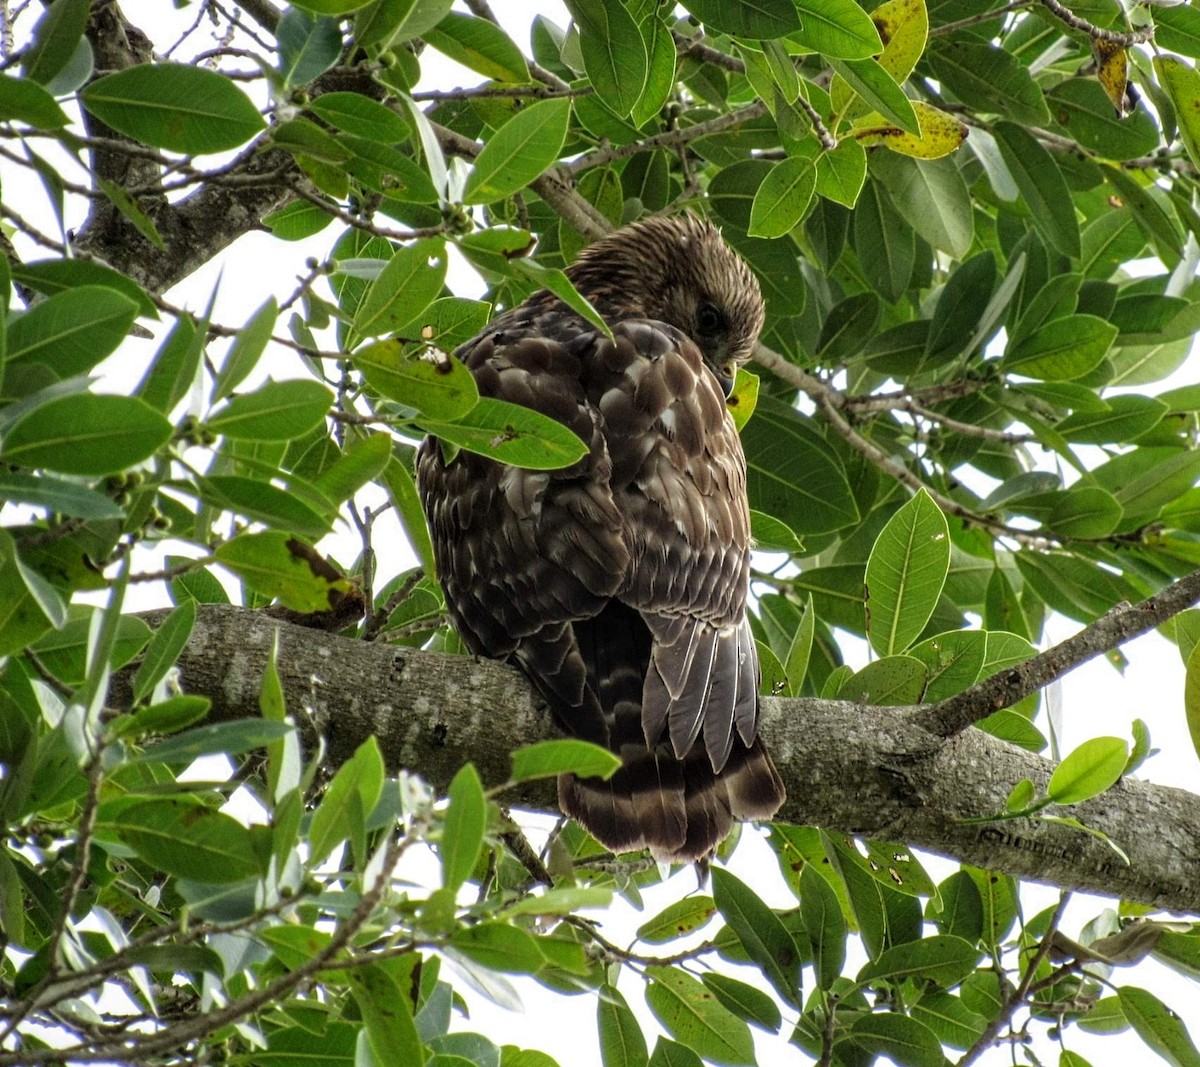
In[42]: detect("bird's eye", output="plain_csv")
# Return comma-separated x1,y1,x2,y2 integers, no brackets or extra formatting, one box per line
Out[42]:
696,302,724,335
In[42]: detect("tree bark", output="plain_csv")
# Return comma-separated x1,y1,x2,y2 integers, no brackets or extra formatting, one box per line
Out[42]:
121,604,1200,914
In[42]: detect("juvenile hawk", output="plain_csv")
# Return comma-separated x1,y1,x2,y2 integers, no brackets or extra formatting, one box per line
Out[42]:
417,214,785,861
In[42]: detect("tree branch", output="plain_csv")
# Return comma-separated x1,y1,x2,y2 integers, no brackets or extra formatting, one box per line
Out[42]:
121,604,1200,914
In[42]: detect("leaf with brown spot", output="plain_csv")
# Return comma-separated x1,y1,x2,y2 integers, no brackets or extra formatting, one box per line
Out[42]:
852,101,967,159
1092,39,1136,117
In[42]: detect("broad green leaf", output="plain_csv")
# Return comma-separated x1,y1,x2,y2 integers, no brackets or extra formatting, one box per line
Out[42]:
0,71,69,127
419,397,587,470
565,0,646,117
908,630,987,702
1046,78,1159,162
277,9,343,88
80,63,265,153
502,886,613,917
12,259,157,318
290,0,371,14
1155,55,1200,171
1047,736,1129,805
1183,639,1200,767
215,531,354,613
741,396,859,535
865,490,950,657
832,56,918,135
463,97,571,203
132,601,197,704
383,454,437,576
1118,986,1200,1067
511,739,621,782
1156,5,1200,59
136,313,205,414
644,966,754,1067
848,1012,946,1067
206,379,331,441
313,432,393,503
441,763,486,892
837,655,927,706
815,137,867,207
131,719,292,765
213,299,278,404
927,39,1050,126
22,0,89,87
630,1,675,126
598,985,649,1067
853,178,915,302
424,13,529,82
198,475,333,537
346,959,425,1067
682,0,799,39
507,259,613,339
29,610,149,684
701,974,781,1033
647,1039,702,1067
793,0,883,58
858,934,980,988
926,251,996,360
1003,315,1117,381
636,896,716,945
711,867,802,1007
748,156,815,238
1090,447,1200,529
309,736,385,865
727,368,759,433
308,91,410,140
801,862,846,988
0,472,122,520
870,152,974,258
356,340,479,420
1,394,171,476
6,286,139,377
100,797,260,882
450,922,546,975
993,121,1080,258
397,297,490,352
352,238,447,343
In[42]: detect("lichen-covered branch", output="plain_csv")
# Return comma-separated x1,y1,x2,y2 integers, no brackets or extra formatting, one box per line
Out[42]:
120,604,1200,914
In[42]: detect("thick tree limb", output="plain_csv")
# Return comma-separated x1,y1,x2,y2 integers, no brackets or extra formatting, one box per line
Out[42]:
123,604,1200,914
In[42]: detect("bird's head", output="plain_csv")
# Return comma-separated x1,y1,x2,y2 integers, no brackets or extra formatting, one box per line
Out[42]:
568,213,765,396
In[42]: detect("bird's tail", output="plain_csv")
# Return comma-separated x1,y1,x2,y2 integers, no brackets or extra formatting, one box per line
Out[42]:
558,736,784,863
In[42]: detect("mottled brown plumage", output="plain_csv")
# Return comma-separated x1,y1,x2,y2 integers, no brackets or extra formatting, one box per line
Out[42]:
416,214,785,861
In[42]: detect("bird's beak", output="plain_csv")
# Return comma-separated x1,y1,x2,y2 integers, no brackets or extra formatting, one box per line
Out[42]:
715,360,736,398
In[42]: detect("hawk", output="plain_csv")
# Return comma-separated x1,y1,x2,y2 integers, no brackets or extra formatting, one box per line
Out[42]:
416,214,785,862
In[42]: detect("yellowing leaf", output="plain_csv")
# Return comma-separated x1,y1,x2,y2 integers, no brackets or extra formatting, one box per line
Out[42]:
852,100,967,158
1092,38,1135,117
870,0,928,84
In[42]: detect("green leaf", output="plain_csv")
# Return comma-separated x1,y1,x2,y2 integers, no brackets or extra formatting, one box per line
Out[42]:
815,137,867,207
507,259,613,339
313,432,393,503
1047,736,1129,805
133,601,197,704
419,396,588,470
213,299,278,404
0,472,122,520
6,286,139,377
1118,986,1200,1067
308,91,410,141
1003,315,1117,381
12,259,157,319
0,71,69,128
277,9,343,88
993,121,1080,258
1,394,171,476
748,155,816,238
136,313,205,414
22,0,89,87
564,0,646,117
132,719,292,766
214,531,352,613
346,959,426,1067
80,63,265,154
858,934,980,988
793,0,882,57
206,379,331,441
100,797,260,882
502,886,613,917
837,655,927,706
383,455,437,576
309,736,385,865
647,1039,702,1067
832,56,919,134
1046,78,1159,162
701,974,781,1033
1156,5,1200,59
800,862,846,989
424,13,529,82
1154,55,1200,171
355,0,453,49
636,896,716,945
463,97,571,203
352,238,448,343
908,630,987,703
848,1012,947,1067
598,984,649,1067
681,0,799,39
442,764,486,892
711,867,802,1007
870,153,974,258
1186,640,1200,767
741,396,859,535
511,739,621,782
356,340,479,420
198,475,333,538
865,490,951,657
927,39,1050,126
644,966,754,1067
449,922,546,976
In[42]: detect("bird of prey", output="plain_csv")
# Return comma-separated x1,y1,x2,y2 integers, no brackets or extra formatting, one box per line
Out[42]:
416,213,785,862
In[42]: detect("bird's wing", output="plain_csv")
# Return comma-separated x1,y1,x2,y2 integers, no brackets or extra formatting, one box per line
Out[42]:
584,320,759,774
417,323,629,746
